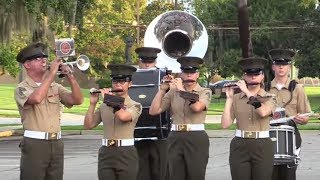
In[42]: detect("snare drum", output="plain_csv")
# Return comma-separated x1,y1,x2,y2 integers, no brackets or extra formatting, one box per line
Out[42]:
269,125,297,165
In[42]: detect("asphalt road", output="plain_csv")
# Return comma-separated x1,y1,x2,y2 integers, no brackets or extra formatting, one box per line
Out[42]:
1,130,320,180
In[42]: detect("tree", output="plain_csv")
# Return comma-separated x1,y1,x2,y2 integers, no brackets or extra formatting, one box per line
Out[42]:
187,0,317,79
73,0,147,87
140,0,179,25
295,9,320,78
0,0,93,77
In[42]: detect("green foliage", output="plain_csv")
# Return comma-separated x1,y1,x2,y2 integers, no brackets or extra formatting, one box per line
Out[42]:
74,0,144,80
0,46,18,76
140,0,179,25
295,9,320,78
189,0,319,78
219,49,242,78
0,84,319,118
95,78,111,89
0,34,30,77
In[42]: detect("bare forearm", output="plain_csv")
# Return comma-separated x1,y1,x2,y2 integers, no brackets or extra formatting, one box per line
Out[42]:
115,109,132,122
255,103,272,117
84,104,98,129
67,74,84,105
26,72,56,104
149,90,167,115
221,98,233,128
190,101,206,112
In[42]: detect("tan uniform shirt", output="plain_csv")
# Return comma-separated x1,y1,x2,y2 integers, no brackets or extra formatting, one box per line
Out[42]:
14,76,72,133
230,89,276,131
269,79,311,116
160,84,212,124
94,96,142,139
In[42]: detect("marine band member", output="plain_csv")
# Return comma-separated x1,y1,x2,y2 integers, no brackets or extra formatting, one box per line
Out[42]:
15,42,83,180
268,49,311,180
221,57,276,180
150,56,212,180
84,64,142,180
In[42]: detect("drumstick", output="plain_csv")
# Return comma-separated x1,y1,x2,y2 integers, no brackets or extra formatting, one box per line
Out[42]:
270,112,314,124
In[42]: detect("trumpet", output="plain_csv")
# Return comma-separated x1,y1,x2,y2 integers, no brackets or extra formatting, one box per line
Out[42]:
89,88,123,94
47,55,90,77
63,55,90,71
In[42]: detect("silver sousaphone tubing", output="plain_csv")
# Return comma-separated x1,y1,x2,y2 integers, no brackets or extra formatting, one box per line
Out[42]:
144,10,208,73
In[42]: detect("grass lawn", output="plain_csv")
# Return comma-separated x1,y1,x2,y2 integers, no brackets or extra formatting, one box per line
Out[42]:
1,84,319,120
41,123,320,131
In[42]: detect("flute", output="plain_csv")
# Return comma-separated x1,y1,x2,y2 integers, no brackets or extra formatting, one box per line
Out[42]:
89,88,123,94
161,79,196,83
222,82,260,88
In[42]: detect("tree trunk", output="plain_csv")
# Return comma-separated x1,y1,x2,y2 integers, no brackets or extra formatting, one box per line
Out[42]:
68,0,78,37
237,0,253,58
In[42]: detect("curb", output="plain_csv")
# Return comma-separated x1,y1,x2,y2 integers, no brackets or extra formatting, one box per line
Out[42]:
0,130,15,137
0,129,104,138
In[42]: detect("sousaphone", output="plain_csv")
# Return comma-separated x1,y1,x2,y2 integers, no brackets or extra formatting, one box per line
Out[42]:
144,10,208,73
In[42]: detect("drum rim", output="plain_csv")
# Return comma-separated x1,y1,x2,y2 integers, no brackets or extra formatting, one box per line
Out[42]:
269,125,295,131
274,154,296,158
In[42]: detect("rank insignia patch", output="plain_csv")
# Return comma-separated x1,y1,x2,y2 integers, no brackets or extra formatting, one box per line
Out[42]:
18,87,27,98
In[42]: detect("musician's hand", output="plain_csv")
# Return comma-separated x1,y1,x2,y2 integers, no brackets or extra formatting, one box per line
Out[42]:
293,113,309,125
236,80,251,96
89,92,99,105
160,75,173,91
225,86,234,99
100,88,113,99
49,58,62,75
60,63,73,75
171,78,184,91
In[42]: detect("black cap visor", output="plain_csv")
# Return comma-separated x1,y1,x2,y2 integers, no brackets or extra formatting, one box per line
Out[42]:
273,58,291,65
111,75,131,82
244,68,263,76
181,66,198,73
25,53,48,61
139,56,157,62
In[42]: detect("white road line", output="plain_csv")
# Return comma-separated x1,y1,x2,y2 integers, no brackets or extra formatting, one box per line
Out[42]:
0,156,20,158
0,164,19,166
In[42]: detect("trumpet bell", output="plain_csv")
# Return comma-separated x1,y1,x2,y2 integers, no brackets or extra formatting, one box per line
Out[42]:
76,55,90,71
144,10,208,73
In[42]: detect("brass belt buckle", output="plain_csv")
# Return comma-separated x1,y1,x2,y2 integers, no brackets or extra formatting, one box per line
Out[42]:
244,131,256,138
177,124,188,131
47,133,58,140
107,139,118,147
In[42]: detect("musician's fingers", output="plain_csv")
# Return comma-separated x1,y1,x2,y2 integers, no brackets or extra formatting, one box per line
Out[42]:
100,88,109,94
294,115,307,125
163,75,171,80
168,74,174,79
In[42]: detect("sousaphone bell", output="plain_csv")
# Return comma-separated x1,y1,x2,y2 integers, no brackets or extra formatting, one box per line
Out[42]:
144,10,208,73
